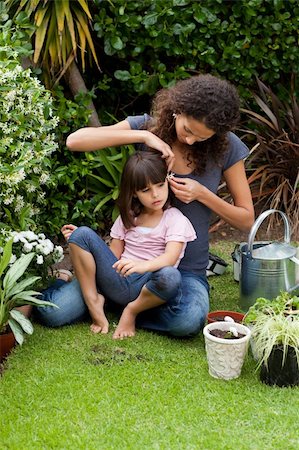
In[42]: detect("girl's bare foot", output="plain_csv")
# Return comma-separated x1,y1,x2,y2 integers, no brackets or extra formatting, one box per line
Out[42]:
113,306,136,339
90,294,109,334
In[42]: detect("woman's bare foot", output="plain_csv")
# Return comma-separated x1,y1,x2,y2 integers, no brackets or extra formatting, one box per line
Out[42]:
90,294,109,334
113,306,137,339
54,269,73,282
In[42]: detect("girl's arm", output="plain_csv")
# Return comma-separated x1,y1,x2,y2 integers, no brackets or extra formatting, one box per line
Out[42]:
109,238,125,259
169,160,254,232
66,120,174,162
112,241,184,277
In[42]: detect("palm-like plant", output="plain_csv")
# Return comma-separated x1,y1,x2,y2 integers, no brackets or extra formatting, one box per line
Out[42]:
6,0,101,125
240,77,299,238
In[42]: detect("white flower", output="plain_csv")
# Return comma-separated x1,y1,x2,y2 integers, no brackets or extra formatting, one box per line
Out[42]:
36,255,44,265
9,254,17,264
23,242,33,252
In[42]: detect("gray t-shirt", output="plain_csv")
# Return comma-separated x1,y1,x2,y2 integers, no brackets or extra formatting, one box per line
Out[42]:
126,114,249,275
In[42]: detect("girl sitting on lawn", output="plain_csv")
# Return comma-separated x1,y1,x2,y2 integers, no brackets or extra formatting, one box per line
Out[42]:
43,150,196,339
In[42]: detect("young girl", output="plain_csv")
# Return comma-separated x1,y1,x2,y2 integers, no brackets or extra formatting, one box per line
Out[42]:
54,151,196,339
38,74,254,337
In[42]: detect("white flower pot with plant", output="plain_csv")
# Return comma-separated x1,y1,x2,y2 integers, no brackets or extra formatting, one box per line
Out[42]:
203,321,251,380
0,239,58,361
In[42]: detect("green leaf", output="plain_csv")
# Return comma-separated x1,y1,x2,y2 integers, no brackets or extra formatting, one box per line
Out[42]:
10,309,33,334
0,238,13,278
8,318,24,345
111,36,123,50
114,70,131,81
3,253,35,294
8,276,41,298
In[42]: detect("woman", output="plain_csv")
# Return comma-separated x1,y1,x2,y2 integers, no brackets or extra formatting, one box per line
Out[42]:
38,74,254,337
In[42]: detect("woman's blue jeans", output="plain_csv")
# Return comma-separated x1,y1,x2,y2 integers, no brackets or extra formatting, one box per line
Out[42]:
36,227,209,337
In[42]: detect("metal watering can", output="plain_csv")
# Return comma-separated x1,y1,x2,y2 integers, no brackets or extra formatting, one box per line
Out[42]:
239,209,299,311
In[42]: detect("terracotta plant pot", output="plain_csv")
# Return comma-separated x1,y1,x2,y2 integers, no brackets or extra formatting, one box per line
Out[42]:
0,330,16,362
203,321,251,380
207,310,245,324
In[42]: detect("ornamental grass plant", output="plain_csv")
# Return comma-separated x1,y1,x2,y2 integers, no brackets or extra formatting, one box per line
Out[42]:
1,242,298,450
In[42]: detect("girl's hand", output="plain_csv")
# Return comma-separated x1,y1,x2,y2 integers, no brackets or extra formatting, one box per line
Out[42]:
144,131,175,170
112,259,149,277
169,177,204,204
61,224,77,241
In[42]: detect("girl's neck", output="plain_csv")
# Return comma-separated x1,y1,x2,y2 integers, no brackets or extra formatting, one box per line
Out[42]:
135,208,164,227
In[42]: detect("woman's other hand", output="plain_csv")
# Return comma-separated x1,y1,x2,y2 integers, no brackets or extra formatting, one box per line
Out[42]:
168,177,203,203
61,224,78,241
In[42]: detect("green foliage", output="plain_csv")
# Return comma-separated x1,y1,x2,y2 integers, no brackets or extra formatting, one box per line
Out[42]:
240,78,299,236
0,238,57,343
92,0,299,113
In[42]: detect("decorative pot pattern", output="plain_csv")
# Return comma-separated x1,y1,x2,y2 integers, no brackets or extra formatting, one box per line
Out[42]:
203,322,251,380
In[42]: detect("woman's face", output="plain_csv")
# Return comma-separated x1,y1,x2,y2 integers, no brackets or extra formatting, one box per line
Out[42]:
175,114,215,145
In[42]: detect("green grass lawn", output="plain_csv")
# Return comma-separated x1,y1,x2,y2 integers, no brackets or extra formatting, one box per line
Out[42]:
1,242,298,450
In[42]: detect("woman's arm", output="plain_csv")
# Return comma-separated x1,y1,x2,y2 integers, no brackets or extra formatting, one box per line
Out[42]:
169,160,254,232
66,120,174,162
112,241,184,277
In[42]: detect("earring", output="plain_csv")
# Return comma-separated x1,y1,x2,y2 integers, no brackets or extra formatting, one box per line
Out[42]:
172,113,177,119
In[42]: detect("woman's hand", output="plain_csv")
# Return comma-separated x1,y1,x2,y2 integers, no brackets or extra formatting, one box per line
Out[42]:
168,177,204,203
144,131,175,170
112,259,149,277
61,224,77,241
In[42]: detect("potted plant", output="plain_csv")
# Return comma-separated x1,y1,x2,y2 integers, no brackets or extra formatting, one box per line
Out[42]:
203,320,251,380
207,310,245,324
0,239,57,361
245,293,299,387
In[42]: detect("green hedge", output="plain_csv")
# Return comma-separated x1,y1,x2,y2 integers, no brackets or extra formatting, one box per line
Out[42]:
92,0,299,115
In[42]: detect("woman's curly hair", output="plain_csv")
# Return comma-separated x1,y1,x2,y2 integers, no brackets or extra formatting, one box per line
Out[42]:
147,74,240,174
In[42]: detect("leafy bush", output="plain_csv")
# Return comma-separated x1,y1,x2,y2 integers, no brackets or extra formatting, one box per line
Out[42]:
0,33,59,230
240,78,299,237
91,0,299,116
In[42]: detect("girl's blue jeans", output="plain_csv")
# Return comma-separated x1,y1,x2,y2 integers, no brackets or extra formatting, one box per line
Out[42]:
35,227,209,337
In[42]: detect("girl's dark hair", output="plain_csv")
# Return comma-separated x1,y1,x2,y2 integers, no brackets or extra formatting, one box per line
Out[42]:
147,74,240,174
118,150,171,229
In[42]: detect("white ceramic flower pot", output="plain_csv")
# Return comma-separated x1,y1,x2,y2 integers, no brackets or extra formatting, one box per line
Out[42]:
203,321,251,380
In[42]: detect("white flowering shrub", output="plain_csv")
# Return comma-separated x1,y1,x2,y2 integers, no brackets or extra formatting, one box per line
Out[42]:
0,230,64,289
0,61,59,229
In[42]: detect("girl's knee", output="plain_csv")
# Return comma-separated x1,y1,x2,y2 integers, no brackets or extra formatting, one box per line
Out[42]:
150,267,181,299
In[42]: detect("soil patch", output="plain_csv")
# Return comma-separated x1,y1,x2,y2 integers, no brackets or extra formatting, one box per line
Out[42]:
209,329,245,339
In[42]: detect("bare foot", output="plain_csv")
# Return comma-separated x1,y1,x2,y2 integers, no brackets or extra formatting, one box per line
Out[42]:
113,306,136,339
90,294,109,334
54,269,73,282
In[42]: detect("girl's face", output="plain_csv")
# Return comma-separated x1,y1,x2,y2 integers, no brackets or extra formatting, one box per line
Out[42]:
175,113,215,145
135,180,169,213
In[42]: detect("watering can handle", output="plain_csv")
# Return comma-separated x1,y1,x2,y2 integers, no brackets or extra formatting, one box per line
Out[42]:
248,209,290,255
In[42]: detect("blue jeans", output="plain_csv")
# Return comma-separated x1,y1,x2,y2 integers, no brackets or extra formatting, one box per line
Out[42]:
36,228,209,336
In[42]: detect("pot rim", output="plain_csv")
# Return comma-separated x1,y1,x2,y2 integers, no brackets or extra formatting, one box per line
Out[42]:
203,321,251,345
